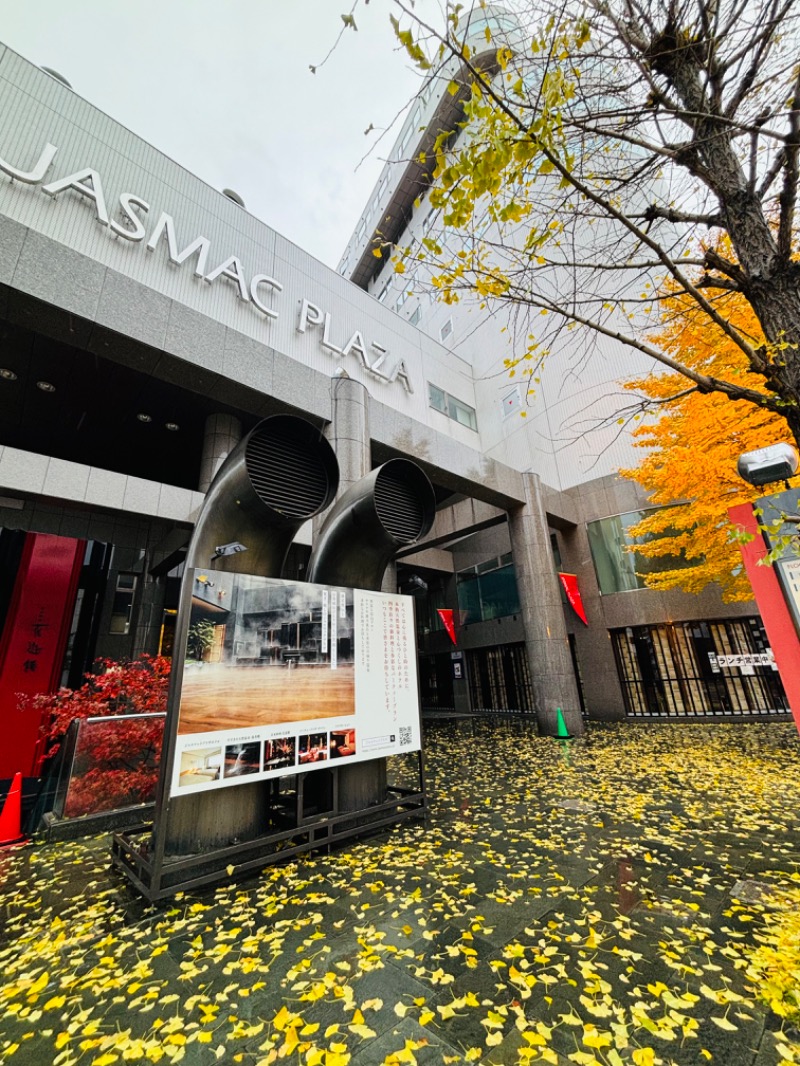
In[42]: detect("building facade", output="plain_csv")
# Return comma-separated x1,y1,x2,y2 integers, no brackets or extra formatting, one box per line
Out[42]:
336,8,789,724
0,40,787,780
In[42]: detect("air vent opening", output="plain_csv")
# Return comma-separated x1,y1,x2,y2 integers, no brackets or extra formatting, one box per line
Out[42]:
245,418,336,518
222,188,246,208
41,67,72,89
374,460,434,544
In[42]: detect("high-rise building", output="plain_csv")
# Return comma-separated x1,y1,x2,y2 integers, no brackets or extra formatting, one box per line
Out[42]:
0,36,788,787
337,6,789,724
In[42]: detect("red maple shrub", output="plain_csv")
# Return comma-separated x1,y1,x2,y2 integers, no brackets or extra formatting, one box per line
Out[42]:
21,656,171,818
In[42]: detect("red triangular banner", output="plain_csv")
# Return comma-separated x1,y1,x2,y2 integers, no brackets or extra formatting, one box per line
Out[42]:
437,608,457,645
559,573,588,625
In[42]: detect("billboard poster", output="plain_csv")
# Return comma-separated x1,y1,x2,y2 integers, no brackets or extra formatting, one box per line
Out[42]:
169,570,421,796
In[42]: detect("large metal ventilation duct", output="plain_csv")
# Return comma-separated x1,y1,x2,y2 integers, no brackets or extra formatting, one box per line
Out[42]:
187,415,339,576
307,458,435,591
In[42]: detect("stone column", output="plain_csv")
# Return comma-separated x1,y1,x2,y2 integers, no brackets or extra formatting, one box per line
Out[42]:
199,414,242,493
329,375,370,491
322,375,386,812
507,472,584,736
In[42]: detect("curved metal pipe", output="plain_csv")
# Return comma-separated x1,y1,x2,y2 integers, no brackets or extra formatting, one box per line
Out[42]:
163,415,339,856
307,458,435,591
186,414,339,575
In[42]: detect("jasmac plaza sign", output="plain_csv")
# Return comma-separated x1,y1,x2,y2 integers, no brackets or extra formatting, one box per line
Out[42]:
0,141,413,392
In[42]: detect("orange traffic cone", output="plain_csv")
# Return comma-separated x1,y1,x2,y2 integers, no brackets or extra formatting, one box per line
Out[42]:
0,772,26,847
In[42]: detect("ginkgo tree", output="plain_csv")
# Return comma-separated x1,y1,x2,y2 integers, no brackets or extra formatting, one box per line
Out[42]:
619,265,798,601
376,0,800,445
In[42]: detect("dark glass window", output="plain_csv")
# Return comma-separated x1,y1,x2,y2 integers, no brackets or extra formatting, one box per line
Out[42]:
456,557,520,623
587,509,697,594
109,573,137,635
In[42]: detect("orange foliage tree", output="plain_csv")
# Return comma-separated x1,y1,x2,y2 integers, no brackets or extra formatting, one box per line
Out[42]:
620,284,797,602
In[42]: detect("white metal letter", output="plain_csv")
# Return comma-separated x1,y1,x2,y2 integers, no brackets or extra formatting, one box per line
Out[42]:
390,358,414,393
42,168,109,225
321,314,342,355
146,212,210,277
204,255,249,301
341,331,369,368
297,299,324,333
249,274,283,320
370,342,388,373
110,193,149,242
0,142,58,184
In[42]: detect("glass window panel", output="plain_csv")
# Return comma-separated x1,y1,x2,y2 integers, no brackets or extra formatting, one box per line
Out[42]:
456,564,520,622
60,713,165,819
448,396,478,430
456,572,482,624
109,573,137,635
587,510,697,594
428,383,447,413
427,384,477,430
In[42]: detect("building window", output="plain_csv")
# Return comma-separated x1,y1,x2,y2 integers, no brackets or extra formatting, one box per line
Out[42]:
428,383,478,431
409,305,422,327
398,122,414,158
395,285,412,311
377,173,389,201
423,208,438,235
457,555,520,623
377,279,391,303
109,572,137,635
612,618,788,718
549,532,563,570
501,386,521,418
467,643,533,713
440,318,453,342
356,219,366,242
587,509,697,595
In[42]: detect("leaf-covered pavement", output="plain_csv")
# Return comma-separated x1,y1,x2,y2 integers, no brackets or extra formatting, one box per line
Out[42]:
1,720,799,1066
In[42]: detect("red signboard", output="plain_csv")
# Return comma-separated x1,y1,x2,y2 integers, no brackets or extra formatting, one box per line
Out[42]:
728,504,800,733
0,533,84,776
559,572,588,625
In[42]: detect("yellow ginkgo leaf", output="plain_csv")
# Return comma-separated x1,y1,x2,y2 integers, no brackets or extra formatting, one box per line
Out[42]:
710,1016,738,1031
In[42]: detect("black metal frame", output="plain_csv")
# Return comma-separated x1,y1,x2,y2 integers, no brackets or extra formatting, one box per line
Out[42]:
612,617,791,718
110,419,433,901
112,751,427,901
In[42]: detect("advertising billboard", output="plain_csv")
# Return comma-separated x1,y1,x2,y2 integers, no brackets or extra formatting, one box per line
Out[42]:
169,570,421,796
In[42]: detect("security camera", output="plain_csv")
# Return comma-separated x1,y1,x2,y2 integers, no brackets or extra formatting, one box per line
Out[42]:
737,443,799,487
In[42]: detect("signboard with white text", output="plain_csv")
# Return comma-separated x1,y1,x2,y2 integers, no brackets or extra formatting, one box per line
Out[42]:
168,571,421,796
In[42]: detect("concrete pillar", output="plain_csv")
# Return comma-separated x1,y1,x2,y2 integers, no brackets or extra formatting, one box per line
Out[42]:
198,414,242,493
320,375,387,813
507,472,584,736
328,375,370,489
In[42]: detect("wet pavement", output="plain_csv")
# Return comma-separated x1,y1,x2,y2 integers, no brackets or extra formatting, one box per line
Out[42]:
1,719,799,1066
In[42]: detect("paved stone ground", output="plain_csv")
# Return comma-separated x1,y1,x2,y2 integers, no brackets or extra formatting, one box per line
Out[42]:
1,719,799,1066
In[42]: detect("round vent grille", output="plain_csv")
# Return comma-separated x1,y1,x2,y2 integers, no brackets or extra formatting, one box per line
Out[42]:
375,468,427,543
245,422,331,517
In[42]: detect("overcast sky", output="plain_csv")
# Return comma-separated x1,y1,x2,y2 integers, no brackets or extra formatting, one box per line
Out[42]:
1,1,441,267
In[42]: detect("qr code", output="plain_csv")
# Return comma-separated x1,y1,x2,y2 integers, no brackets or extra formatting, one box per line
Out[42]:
399,726,413,746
